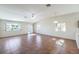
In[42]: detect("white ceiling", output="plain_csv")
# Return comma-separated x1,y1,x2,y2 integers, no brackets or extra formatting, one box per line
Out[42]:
0,4,79,23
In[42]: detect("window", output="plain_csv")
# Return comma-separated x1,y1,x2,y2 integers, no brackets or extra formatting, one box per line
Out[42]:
37,24,40,29
54,21,66,32
61,23,66,32
36,24,40,31
6,23,21,32
27,24,33,34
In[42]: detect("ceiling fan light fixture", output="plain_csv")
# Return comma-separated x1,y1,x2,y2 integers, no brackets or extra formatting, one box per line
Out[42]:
46,4,51,7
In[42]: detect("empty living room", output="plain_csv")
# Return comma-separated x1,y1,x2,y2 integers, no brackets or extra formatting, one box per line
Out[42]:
0,4,79,54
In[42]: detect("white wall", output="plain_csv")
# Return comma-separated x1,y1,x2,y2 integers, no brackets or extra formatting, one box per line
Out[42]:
35,12,79,40
0,20,33,37
0,22,1,37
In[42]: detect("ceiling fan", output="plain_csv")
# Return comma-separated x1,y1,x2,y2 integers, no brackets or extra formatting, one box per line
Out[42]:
46,4,51,7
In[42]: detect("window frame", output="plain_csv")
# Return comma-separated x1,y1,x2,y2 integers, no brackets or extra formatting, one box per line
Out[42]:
5,23,21,32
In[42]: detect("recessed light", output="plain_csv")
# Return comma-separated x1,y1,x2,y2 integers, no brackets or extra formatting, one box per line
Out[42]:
53,21,58,23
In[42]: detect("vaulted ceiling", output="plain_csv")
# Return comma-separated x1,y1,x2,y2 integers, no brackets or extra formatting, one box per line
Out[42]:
0,4,79,23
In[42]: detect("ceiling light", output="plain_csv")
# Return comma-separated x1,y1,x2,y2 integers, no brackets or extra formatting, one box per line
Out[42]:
53,21,58,23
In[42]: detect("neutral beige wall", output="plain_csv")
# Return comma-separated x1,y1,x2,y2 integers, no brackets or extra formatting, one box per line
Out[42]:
0,20,32,37
35,13,79,40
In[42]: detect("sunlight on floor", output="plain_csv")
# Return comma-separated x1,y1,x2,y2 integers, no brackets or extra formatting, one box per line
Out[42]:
36,35,42,48
5,38,21,53
28,33,36,36
52,38,56,40
56,39,64,47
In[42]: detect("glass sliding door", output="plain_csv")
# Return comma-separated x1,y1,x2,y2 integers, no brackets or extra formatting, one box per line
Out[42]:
27,24,33,34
